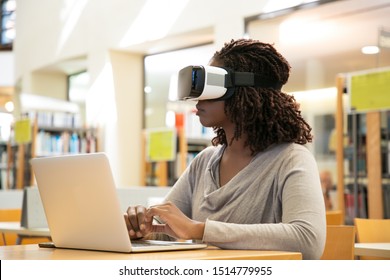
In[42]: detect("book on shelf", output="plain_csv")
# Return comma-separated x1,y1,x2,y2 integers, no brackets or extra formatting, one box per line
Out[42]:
27,111,83,129
35,130,97,156
344,184,368,224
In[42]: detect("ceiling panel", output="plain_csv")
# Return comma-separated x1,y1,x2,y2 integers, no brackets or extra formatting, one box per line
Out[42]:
247,0,390,91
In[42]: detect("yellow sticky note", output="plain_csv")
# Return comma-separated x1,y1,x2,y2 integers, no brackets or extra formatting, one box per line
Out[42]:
350,69,390,112
147,128,176,162
14,119,32,144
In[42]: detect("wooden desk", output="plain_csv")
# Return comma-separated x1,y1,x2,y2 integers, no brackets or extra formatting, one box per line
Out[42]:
0,244,302,260
354,243,390,259
0,222,50,245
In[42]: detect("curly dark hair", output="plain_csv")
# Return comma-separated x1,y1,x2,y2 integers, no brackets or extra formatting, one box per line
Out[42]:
210,38,313,154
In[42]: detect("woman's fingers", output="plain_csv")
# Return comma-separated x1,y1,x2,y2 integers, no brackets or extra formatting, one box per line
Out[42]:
147,205,169,217
146,202,196,240
126,205,148,239
125,202,205,240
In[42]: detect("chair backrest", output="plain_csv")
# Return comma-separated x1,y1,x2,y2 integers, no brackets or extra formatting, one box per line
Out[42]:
0,209,22,245
0,208,21,222
320,225,355,260
354,218,390,260
354,218,390,243
0,208,51,246
326,210,344,225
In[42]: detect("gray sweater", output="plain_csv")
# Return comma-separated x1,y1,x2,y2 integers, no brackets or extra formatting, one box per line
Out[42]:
165,143,326,260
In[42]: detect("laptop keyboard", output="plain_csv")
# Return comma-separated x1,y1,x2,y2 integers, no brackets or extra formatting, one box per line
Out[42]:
131,240,198,247
132,240,174,247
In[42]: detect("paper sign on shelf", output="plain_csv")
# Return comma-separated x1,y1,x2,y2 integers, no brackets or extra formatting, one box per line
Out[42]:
14,118,32,144
348,67,390,112
146,128,177,162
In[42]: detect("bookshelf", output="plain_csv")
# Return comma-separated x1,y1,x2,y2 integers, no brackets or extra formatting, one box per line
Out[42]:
0,141,9,189
0,138,18,190
0,110,13,190
336,74,390,222
7,111,98,189
142,129,210,187
142,112,211,187
4,93,98,190
142,101,212,187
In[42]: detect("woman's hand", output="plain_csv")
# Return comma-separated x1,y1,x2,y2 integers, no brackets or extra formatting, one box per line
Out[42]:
124,205,153,239
146,201,205,240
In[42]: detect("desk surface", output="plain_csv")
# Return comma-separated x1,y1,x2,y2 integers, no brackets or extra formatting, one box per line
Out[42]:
0,222,50,237
354,243,390,259
0,244,302,260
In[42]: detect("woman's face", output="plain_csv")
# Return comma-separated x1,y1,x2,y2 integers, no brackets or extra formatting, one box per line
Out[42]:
195,58,231,128
195,99,227,128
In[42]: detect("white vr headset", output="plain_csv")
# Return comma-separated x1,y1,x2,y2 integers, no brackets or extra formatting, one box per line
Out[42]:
177,65,282,101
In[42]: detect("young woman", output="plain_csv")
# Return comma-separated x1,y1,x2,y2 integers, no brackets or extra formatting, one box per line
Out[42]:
124,38,326,260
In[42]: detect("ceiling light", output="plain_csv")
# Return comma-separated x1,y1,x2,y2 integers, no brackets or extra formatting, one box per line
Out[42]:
361,46,380,55
5,101,14,112
144,86,152,94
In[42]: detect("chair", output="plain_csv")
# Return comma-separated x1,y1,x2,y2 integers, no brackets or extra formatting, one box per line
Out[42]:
0,209,21,245
326,210,344,225
0,208,50,246
354,218,390,260
320,225,355,260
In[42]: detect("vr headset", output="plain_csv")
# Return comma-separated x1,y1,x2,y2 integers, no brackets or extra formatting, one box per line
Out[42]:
177,65,282,101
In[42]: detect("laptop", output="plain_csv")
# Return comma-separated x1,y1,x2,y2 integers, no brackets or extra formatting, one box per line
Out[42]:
30,152,207,253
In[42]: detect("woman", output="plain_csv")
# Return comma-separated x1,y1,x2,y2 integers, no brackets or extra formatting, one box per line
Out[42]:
320,170,334,211
125,38,326,260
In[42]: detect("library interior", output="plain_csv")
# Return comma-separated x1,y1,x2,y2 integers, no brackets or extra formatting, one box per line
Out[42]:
0,0,390,260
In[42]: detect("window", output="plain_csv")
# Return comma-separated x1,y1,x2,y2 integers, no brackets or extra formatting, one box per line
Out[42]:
0,0,16,50
67,71,89,104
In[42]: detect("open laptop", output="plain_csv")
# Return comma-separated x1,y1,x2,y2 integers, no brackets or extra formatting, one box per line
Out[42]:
30,152,207,253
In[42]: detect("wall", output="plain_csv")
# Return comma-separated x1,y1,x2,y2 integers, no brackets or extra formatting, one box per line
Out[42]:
14,0,267,81
13,0,270,186
108,50,143,185
0,52,14,86
30,71,67,100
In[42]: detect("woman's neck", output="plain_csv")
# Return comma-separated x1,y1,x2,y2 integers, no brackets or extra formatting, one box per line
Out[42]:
223,130,253,157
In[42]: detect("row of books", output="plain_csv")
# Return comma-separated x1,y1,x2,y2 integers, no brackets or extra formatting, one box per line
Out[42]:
343,183,390,222
344,187,368,225
344,139,390,175
35,130,97,156
27,111,83,128
0,145,9,190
